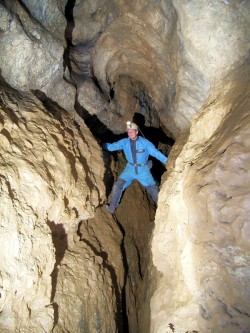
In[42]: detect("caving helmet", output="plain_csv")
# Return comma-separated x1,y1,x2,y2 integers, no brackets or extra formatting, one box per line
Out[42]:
126,121,138,131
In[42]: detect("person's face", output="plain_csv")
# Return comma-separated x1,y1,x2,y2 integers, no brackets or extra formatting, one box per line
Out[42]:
127,129,138,140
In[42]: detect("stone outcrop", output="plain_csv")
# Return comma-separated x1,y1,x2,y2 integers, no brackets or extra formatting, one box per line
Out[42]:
152,65,250,333
0,82,122,332
53,207,124,333
0,1,75,112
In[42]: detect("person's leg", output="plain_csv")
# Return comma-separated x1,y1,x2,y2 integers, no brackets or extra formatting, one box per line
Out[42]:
106,165,135,213
145,184,159,203
137,167,159,204
107,178,126,213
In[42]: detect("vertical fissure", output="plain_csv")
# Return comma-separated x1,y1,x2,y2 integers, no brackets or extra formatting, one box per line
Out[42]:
64,0,76,72
113,217,130,333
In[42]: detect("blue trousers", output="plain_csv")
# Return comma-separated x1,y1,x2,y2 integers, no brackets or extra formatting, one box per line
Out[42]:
109,164,159,208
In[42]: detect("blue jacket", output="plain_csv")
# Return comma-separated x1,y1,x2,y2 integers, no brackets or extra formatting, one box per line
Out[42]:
103,136,168,165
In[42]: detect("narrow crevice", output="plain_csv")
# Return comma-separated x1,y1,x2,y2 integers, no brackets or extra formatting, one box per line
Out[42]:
110,87,115,100
47,221,68,330
64,0,76,72
134,242,143,280
113,217,130,333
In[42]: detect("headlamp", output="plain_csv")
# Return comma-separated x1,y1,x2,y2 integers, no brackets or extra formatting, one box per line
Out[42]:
126,121,139,131
126,121,132,129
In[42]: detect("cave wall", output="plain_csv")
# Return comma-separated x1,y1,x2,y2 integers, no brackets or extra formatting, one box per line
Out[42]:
0,84,124,332
0,0,249,332
0,1,75,111
74,0,249,137
152,65,250,333
1,1,248,138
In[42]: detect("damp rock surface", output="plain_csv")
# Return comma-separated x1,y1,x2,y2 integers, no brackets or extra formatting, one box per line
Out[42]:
52,207,124,333
0,1,249,333
0,84,118,333
151,65,250,333
0,1,75,112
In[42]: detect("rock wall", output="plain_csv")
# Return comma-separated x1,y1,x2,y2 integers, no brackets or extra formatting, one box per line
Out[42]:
0,82,124,332
0,1,75,111
74,0,249,137
53,207,124,333
0,0,249,332
152,65,250,333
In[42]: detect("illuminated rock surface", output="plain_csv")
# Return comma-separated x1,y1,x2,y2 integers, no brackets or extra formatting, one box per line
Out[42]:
0,1,249,332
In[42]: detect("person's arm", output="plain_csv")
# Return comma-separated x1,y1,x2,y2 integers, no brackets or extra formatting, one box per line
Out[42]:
103,138,126,152
145,139,168,165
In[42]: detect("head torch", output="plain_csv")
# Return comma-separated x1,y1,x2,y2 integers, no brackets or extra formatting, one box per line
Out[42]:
126,121,138,130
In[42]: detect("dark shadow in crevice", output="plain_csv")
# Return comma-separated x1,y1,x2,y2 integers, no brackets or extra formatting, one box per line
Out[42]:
133,113,175,147
77,221,129,333
47,221,68,329
32,89,67,115
113,217,130,333
64,0,76,72
110,87,115,100
74,99,125,143
132,113,175,183
74,99,126,197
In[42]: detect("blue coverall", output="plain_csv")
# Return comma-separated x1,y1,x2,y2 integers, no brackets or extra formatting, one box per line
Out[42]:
103,136,168,211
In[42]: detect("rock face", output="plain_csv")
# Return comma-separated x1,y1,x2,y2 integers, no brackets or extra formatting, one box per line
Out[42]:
0,1,75,111
72,0,249,137
152,65,250,333
0,82,122,332
0,0,250,333
53,207,124,333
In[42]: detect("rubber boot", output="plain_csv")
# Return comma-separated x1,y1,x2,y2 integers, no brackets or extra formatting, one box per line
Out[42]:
107,178,126,213
145,184,159,204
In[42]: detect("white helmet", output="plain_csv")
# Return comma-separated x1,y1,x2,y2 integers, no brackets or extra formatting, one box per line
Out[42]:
126,121,138,130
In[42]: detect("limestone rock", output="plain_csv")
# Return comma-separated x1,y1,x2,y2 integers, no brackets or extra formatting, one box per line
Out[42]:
72,0,249,137
170,0,250,136
77,80,108,116
0,0,250,332
0,2,75,112
17,0,67,44
151,65,250,333
53,207,124,333
0,82,106,332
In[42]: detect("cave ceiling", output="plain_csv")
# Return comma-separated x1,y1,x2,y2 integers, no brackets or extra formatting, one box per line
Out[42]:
0,0,249,138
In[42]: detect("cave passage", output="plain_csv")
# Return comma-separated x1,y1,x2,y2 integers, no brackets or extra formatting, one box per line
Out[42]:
1,0,249,332
75,104,174,333
62,3,175,332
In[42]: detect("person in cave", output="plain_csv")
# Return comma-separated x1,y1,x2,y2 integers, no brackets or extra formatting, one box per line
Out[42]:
103,122,168,214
